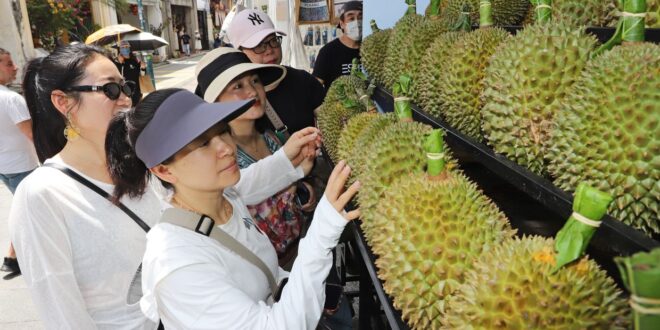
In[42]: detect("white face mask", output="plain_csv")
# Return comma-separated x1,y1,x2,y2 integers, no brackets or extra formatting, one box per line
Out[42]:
345,19,362,41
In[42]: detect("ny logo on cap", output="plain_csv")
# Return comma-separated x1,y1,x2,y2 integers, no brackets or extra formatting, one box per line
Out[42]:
248,13,265,25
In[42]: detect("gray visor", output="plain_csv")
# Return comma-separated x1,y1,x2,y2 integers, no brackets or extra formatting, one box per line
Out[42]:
135,90,254,168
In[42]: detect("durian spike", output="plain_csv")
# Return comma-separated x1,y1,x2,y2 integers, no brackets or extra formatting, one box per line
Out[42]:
405,0,417,15
452,3,472,31
392,74,413,122
428,0,442,17
370,19,380,32
531,0,553,23
479,0,493,27
594,0,647,56
553,183,613,272
424,129,447,178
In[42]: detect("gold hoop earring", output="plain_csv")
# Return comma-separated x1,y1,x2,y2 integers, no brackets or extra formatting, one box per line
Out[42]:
63,111,80,141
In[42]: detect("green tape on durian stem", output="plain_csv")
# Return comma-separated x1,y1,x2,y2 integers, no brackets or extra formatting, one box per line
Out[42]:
531,0,552,24
429,0,441,16
553,183,613,273
393,74,413,120
370,19,380,32
425,129,445,176
405,0,417,15
615,248,660,329
479,0,493,27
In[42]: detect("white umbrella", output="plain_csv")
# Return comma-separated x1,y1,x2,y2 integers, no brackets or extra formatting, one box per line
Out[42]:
120,32,169,52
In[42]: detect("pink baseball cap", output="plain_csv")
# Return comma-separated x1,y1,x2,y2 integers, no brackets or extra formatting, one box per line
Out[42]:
227,9,286,48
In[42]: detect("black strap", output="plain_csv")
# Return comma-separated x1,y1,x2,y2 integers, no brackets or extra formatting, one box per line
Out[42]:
43,163,151,233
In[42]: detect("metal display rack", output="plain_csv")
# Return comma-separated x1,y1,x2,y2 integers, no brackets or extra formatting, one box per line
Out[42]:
328,26,660,329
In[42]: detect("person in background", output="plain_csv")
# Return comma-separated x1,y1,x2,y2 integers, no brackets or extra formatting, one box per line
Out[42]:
10,44,161,329
114,40,145,106
227,9,326,135
194,30,203,53
213,33,223,49
312,1,363,90
181,29,192,56
0,48,39,279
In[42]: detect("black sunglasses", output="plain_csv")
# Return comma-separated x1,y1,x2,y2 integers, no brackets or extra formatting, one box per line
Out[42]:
64,81,136,100
249,36,283,54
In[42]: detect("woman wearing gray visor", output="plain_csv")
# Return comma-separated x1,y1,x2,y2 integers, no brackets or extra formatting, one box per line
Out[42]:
105,89,360,329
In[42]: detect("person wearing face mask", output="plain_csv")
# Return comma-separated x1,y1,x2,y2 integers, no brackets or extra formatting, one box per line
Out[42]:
312,1,362,90
114,40,146,106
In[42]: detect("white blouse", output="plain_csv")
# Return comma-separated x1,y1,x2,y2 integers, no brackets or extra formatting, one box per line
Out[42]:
140,148,347,329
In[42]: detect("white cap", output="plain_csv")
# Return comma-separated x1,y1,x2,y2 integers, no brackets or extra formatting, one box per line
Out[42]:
227,9,286,48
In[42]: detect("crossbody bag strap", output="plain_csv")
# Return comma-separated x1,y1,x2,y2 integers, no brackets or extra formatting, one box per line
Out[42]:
160,207,279,298
264,100,290,143
42,163,151,233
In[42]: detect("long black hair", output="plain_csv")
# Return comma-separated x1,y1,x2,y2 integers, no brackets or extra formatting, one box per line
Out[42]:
106,88,183,203
22,44,108,162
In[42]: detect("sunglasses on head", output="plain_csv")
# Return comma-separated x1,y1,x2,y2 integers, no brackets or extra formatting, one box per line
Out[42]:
64,81,136,100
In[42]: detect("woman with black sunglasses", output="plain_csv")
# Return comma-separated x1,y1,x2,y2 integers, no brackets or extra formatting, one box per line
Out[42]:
8,44,162,329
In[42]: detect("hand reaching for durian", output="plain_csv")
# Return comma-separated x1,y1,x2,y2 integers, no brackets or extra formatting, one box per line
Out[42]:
325,160,360,222
283,127,321,169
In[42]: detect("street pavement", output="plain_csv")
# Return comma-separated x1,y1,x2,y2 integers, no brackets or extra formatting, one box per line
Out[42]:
0,54,203,329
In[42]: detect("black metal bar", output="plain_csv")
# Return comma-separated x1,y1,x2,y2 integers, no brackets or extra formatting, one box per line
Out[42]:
372,86,659,255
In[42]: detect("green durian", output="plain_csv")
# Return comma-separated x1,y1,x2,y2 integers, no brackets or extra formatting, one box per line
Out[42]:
443,236,630,329
336,112,380,166
383,11,425,90
436,27,510,141
524,0,618,27
547,43,660,235
481,22,598,175
441,0,530,26
323,74,367,106
316,102,363,162
414,31,467,113
360,21,392,86
345,113,399,182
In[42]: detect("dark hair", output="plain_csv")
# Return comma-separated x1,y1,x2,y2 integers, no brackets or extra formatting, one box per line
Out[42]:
0,48,9,56
106,88,183,203
22,44,108,162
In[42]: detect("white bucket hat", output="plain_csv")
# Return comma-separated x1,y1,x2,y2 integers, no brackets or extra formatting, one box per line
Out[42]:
194,47,287,103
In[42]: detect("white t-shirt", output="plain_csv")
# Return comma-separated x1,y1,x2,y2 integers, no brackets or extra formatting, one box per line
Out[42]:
10,156,162,329
0,85,38,173
141,149,347,329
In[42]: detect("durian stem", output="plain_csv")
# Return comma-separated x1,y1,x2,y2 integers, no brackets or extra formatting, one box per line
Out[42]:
370,19,380,33
479,0,493,27
393,74,413,122
553,183,613,272
425,129,446,177
531,0,552,24
429,0,442,17
452,3,472,31
405,0,417,15
593,0,646,57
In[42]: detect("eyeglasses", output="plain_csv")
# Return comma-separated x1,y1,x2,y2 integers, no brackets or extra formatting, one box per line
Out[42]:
64,81,136,100
249,36,282,54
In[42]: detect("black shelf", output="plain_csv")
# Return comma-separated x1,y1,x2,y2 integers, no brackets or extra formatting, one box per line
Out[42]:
372,86,660,257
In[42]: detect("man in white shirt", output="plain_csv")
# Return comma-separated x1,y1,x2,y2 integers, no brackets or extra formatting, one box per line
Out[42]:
0,48,39,278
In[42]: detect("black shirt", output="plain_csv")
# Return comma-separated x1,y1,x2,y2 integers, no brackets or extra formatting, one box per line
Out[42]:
263,66,326,134
312,38,361,90
114,56,143,105
181,34,191,44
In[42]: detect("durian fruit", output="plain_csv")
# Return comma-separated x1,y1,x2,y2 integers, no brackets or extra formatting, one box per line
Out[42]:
414,31,467,114
443,236,630,329
360,21,392,86
323,73,367,106
547,42,660,234
366,131,515,330
441,0,530,27
343,113,398,182
480,22,598,175
524,0,618,27
435,3,511,141
357,121,432,211
336,112,379,166
382,2,425,90
316,102,363,162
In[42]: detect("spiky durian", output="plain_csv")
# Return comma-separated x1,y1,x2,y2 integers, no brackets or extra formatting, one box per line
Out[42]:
436,27,510,141
443,236,630,329
361,22,392,86
316,102,363,162
344,113,399,182
480,22,598,175
547,42,660,235
441,0,530,26
383,12,425,90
